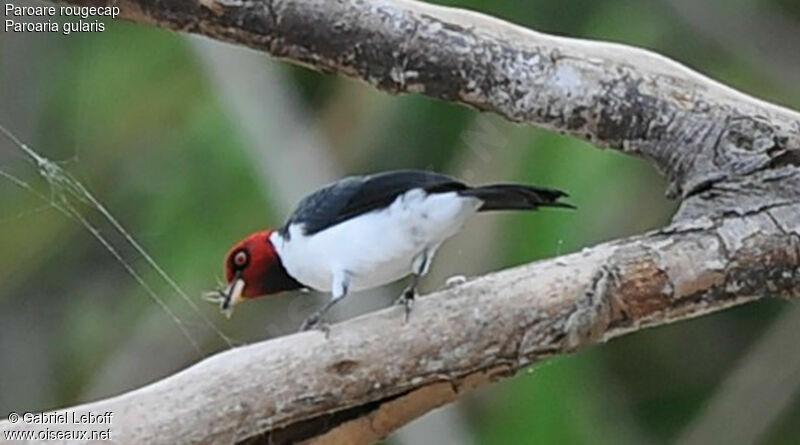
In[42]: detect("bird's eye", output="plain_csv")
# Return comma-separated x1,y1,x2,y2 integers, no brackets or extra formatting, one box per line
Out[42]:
233,250,248,268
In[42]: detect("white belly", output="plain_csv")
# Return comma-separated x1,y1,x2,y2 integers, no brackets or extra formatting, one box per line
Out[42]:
271,190,480,292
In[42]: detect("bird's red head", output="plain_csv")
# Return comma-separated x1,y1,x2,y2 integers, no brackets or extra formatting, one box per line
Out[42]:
219,230,300,314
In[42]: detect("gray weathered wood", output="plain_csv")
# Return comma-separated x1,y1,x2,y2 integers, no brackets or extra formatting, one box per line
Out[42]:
3,0,798,443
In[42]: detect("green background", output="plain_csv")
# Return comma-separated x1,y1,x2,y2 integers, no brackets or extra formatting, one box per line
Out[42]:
1,0,799,443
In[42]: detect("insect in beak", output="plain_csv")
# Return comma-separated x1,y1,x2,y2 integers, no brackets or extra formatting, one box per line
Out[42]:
203,272,245,319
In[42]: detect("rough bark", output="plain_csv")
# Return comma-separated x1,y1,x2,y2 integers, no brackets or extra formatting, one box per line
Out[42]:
59,0,800,200
4,0,799,444
3,212,800,445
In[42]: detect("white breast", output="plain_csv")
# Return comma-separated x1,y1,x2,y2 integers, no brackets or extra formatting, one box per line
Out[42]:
271,190,481,293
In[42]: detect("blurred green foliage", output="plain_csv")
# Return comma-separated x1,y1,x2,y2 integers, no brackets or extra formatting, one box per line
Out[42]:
1,0,799,443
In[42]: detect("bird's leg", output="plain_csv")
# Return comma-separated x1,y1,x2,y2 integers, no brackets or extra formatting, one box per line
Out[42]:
298,298,337,335
395,249,432,322
299,270,350,336
395,273,419,322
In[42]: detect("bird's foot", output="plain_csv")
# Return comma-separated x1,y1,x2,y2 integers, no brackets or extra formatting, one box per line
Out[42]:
394,287,416,323
298,315,331,338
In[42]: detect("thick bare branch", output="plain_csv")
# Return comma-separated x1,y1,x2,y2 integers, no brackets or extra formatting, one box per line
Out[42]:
3,203,799,445
61,0,800,198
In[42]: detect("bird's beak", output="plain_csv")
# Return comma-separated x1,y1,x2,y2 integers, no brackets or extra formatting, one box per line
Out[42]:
221,272,246,319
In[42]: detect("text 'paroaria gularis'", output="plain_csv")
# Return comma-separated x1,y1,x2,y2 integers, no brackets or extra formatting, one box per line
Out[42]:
208,170,573,332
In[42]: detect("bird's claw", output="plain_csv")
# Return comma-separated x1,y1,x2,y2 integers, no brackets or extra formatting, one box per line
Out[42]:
395,288,416,323
299,316,318,331
299,316,331,338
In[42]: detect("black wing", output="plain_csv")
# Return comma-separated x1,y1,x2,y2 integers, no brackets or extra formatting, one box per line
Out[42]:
281,170,467,236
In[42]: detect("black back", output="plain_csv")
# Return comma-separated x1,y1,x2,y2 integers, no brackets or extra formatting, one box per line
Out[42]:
281,170,466,236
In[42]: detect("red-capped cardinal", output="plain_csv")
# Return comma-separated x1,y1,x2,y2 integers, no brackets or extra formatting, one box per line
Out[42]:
210,170,573,331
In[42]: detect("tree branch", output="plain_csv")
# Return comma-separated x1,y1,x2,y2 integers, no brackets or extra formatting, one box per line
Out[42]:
7,0,798,444
61,0,800,198
4,206,800,445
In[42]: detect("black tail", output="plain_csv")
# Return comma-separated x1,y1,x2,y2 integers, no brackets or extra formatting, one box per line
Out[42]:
459,184,575,212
